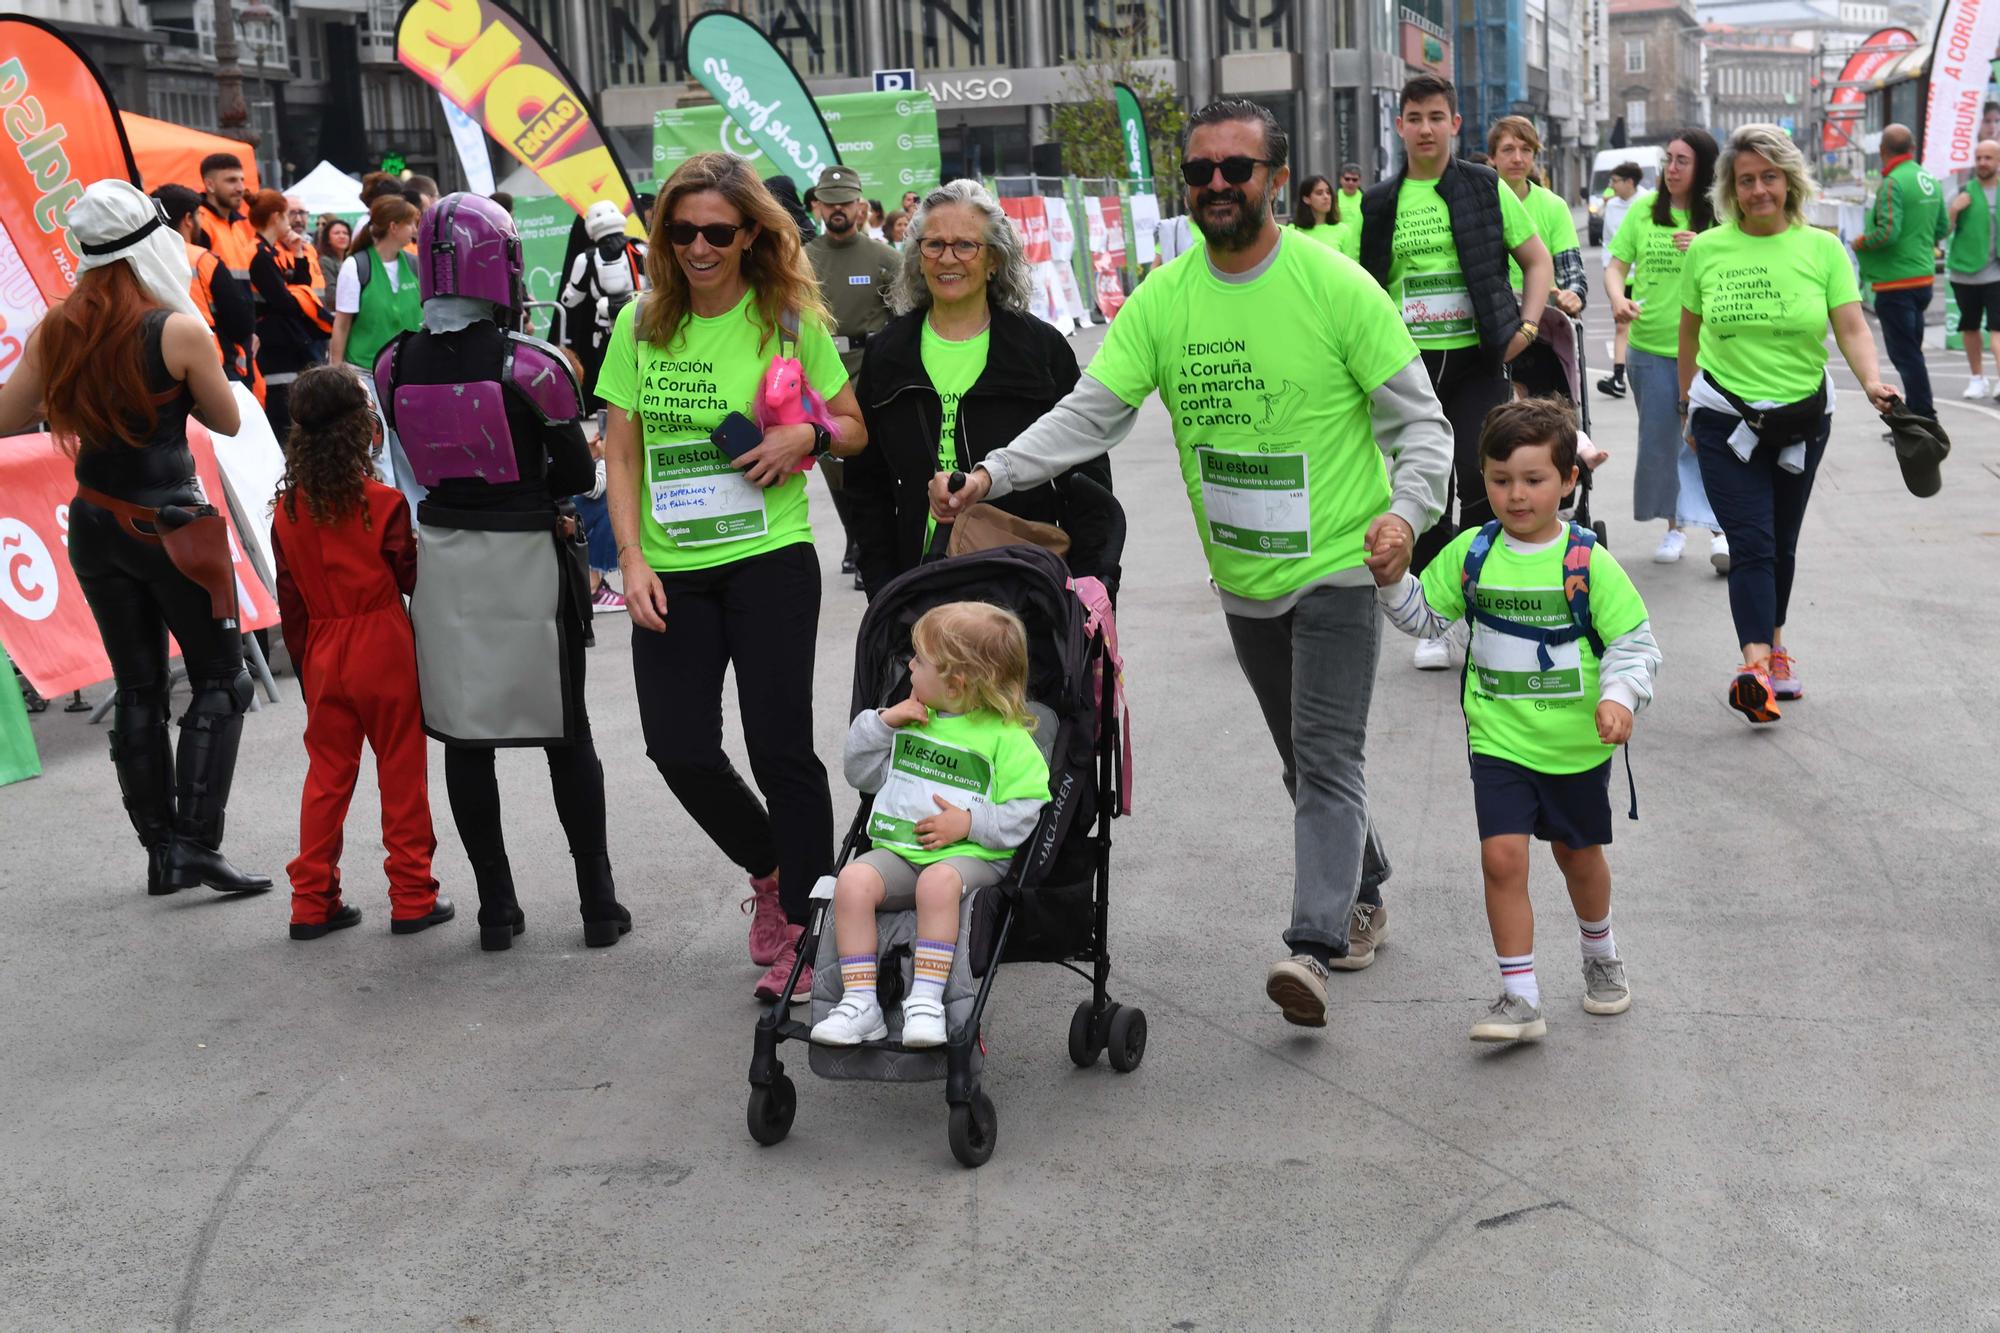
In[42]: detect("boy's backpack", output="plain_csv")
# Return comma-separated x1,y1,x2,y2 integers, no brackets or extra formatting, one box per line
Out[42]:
1459,519,1638,820
1459,519,1604,672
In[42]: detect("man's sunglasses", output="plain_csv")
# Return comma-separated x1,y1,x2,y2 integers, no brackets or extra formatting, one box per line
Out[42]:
665,220,748,247
1181,156,1276,187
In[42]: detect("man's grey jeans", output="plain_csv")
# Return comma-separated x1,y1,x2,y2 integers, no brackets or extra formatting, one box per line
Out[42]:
1224,583,1390,955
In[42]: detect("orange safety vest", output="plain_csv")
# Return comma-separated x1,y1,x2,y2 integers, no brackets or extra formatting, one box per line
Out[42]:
282,238,332,334
187,238,264,404
197,200,260,281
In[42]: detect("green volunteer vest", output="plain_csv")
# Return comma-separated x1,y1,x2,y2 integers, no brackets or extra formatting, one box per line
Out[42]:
1948,181,2000,275
345,248,421,370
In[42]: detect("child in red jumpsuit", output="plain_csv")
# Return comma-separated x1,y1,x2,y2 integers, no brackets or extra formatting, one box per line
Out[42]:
271,365,452,939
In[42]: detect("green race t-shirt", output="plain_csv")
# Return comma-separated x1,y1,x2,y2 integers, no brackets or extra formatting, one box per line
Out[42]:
1418,527,1649,774
1295,218,1359,261
1387,175,1535,349
919,317,990,547
1679,222,1861,403
1509,182,1580,291
864,709,1051,864
1085,231,1418,600
595,293,848,571
1608,192,1692,357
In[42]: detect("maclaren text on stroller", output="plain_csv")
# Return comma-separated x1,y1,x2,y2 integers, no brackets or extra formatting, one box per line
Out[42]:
747,544,1139,1168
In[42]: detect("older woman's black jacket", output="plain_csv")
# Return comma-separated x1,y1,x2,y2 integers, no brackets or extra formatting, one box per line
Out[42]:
848,303,1116,596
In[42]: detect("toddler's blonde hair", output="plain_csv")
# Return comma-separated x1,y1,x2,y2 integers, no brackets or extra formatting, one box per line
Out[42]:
911,601,1034,730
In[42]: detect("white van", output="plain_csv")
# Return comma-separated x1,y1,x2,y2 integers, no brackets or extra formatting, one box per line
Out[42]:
1586,145,1664,244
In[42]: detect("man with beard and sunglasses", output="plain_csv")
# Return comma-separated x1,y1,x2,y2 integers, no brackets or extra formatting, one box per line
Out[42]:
1359,75,1553,671
926,99,1452,1025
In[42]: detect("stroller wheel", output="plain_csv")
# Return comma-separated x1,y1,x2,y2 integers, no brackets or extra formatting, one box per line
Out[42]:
1068,999,1105,1068
746,1075,796,1147
948,1089,998,1168
1592,520,1609,548
1107,1005,1148,1073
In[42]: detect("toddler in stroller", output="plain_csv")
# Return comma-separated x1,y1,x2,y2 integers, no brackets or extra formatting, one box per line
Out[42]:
811,602,1051,1049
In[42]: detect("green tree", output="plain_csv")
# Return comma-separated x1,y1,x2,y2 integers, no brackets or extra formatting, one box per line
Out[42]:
1048,57,1186,192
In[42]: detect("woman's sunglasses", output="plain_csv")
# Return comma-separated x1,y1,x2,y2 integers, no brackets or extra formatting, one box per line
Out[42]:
1180,156,1276,187
665,220,747,248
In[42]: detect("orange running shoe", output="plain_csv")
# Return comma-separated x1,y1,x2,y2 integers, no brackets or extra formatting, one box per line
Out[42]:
1728,666,1782,724
1769,648,1803,701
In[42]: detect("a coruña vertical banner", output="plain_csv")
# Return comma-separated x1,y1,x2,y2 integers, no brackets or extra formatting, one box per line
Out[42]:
1923,0,2000,175
396,0,643,237
0,17,140,386
683,12,842,191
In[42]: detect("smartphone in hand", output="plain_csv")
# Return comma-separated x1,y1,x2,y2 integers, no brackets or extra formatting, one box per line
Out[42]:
710,411,763,460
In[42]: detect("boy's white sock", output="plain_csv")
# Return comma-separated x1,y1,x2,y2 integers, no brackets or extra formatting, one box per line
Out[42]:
1498,953,1540,1007
912,939,954,1003
1578,916,1617,961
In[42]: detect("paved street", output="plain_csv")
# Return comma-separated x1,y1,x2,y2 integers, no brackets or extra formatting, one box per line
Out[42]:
3,286,1997,1331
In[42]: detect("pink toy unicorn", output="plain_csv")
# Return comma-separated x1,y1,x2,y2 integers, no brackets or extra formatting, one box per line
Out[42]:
754,355,842,472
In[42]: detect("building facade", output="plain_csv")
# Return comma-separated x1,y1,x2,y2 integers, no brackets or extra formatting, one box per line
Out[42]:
1607,0,1704,145
1703,24,1817,143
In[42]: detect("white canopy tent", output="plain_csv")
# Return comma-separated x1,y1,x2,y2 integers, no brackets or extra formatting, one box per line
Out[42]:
284,161,367,215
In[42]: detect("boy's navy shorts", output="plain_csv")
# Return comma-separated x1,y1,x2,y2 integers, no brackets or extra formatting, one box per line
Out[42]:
1469,754,1614,848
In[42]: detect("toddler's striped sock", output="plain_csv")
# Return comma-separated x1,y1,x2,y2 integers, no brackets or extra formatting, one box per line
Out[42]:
1578,916,1616,961
912,938,955,1003
1497,952,1540,1007
839,955,878,1000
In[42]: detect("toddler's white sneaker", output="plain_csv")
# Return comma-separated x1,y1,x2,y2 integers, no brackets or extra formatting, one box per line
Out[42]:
810,993,887,1046
901,995,948,1048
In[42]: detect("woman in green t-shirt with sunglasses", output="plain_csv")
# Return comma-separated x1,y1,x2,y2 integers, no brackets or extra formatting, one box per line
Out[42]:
1676,124,1895,725
599,153,867,1001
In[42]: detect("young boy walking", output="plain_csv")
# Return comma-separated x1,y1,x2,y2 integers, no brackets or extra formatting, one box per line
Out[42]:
1370,398,1661,1040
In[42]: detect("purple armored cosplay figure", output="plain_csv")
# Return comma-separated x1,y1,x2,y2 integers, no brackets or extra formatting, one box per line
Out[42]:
374,193,630,950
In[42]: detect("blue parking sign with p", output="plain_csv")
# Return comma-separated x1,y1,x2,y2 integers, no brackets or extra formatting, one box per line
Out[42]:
874,68,917,92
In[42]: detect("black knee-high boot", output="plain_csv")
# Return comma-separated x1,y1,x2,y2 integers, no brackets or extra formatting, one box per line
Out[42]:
166,672,273,893
109,687,177,895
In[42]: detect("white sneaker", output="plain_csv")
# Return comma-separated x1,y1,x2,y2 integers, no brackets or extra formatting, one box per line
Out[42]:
1653,529,1686,564
900,994,947,1048
1413,634,1452,670
1709,531,1730,574
810,993,887,1046
1965,375,1990,399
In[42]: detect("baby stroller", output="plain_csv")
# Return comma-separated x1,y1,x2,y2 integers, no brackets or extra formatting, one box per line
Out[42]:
1533,310,1610,547
746,542,1139,1168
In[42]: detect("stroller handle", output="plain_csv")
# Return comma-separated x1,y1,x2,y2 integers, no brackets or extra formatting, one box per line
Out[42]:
948,471,968,493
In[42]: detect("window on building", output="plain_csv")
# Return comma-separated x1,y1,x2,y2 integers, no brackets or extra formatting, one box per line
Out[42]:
1625,38,1645,72
888,0,1026,70
1626,97,1647,138
1054,0,1181,63
1218,0,1297,54
1527,9,1547,69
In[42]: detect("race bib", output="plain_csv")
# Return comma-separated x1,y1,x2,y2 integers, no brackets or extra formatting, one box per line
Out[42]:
868,732,993,852
1198,449,1310,558
1469,585,1584,699
647,439,769,547
1400,271,1475,341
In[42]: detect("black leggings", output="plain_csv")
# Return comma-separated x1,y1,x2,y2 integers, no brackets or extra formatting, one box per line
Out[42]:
70,496,249,843
634,542,832,923
1412,344,1514,575
443,626,608,866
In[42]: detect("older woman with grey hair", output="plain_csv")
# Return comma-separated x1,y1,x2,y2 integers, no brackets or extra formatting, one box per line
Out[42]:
1676,123,1895,723
846,180,1117,594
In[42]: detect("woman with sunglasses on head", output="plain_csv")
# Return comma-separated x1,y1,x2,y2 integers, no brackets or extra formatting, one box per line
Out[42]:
846,179,1114,595
599,153,866,1001
0,180,271,898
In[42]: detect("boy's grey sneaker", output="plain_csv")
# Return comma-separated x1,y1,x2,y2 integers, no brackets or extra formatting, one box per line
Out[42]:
1581,956,1632,1015
1265,954,1330,1026
1469,992,1547,1042
1328,903,1388,971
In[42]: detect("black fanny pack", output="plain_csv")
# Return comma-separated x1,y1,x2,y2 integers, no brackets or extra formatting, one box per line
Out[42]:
1699,371,1827,451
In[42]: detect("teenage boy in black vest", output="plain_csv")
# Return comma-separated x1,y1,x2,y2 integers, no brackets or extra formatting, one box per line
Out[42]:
1360,75,1553,670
